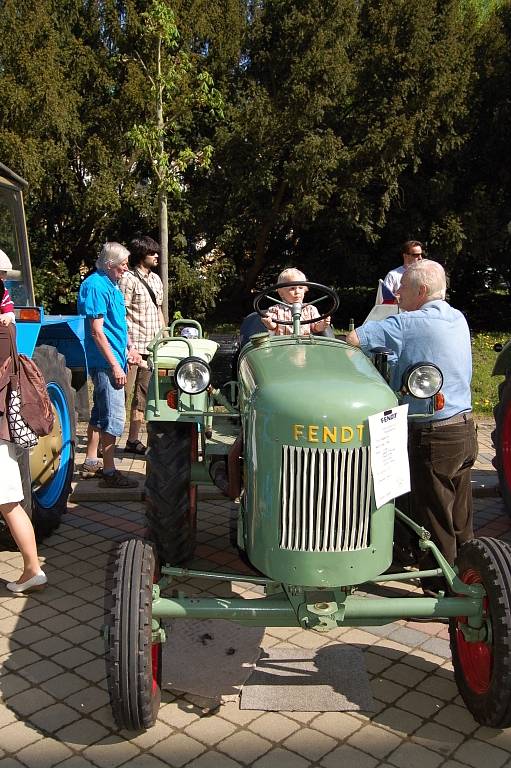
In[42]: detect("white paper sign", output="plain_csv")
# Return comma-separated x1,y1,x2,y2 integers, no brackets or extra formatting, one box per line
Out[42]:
368,405,410,509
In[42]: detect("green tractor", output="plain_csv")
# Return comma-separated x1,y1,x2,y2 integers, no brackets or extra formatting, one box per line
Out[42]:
107,282,511,731
492,339,511,514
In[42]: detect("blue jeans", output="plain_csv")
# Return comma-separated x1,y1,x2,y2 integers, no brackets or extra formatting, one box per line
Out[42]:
89,369,126,438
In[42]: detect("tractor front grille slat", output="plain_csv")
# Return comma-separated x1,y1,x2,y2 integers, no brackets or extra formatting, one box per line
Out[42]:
280,445,372,552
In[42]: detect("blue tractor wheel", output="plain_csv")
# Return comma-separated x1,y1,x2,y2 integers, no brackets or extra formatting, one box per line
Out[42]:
29,345,76,539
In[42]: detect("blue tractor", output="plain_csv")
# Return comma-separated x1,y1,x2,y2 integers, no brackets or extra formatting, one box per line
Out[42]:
0,161,88,538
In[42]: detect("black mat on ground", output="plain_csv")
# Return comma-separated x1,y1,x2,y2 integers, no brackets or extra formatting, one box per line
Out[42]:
162,619,264,700
240,645,375,711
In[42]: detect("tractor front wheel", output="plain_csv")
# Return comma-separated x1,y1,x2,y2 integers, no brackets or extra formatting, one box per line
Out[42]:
449,537,511,728
145,421,198,564
492,376,511,515
108,539,162,730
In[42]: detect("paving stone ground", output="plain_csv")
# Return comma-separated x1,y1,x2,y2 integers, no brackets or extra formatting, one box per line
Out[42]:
1,420,511,767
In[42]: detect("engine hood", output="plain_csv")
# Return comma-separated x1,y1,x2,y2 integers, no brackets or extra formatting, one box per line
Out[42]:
239,335,397,446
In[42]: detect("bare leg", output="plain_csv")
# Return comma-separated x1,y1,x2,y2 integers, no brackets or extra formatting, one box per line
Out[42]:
86,423,102,461
101,431,117,473
0,502,42,583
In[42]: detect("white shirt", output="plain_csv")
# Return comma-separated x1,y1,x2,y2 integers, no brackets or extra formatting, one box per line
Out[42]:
382,265,406,296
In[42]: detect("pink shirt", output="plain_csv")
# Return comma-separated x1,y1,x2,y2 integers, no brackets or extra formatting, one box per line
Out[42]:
267,303,321,336
0,284,14,314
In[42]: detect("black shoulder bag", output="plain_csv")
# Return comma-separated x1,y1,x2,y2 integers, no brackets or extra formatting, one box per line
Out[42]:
133,269,158,307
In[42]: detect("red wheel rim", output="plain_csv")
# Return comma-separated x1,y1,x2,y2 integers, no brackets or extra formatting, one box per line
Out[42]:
151,643,160,696
502,398,511,492
151,564,160,697
455,568,492,694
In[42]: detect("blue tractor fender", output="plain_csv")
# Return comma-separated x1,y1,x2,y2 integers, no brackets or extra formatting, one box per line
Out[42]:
16,307,90,419
15,306,87,372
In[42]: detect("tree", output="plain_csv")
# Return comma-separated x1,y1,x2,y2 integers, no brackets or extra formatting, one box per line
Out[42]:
193,0,480,312
125,0,224,321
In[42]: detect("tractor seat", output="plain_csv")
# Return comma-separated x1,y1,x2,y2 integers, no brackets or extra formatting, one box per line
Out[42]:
152,338,219,370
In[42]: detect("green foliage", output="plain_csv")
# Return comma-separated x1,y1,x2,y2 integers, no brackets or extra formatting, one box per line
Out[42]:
168,250,235,320
127,0,224,195
471,331,509,415
0,0,510,323
0,0,136,282
190,0,486,301
32,258,81,311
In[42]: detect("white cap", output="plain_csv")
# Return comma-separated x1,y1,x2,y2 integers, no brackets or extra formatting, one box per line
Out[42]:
0,249,13,272
181,326,199,339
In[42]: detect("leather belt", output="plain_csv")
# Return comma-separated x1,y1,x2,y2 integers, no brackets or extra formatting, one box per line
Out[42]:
409,412,473,430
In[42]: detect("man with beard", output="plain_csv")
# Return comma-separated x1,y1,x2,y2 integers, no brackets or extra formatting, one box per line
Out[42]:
119,236,165,454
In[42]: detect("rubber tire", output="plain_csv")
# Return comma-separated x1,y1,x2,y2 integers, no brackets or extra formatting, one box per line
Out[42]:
108,539,162,730
30,345,76,539
145,421,198,564
449,537,511,727
492,376,511,515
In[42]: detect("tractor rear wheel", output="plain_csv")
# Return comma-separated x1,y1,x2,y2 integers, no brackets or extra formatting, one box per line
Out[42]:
492,376,511,515
449,537,511,728
108,539,162,730
145,421,198,564
29,346,76,539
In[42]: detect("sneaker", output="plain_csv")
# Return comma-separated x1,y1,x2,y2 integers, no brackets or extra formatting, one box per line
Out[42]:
80,460,103,479
6,571,48,593
98,470,138,489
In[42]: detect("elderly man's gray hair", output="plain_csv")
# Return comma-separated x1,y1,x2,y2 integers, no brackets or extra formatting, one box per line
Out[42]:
406,259,446,300
95,242,130,272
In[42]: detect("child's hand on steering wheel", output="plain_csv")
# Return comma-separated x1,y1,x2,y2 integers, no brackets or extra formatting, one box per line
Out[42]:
261,312,277,331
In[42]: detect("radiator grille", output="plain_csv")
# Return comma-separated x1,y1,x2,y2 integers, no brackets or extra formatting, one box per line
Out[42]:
280,444,372,552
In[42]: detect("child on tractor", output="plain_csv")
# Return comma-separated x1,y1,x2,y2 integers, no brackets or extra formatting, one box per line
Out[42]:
261,267,331,336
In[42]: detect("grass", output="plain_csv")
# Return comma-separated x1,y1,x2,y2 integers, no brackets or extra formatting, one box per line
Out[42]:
471,331,509,417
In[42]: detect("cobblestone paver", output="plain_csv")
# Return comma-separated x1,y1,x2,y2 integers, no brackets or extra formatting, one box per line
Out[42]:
1,421,511,766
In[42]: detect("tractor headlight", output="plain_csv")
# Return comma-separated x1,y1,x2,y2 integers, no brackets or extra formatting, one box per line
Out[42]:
175,357,211,395
403,363,443,399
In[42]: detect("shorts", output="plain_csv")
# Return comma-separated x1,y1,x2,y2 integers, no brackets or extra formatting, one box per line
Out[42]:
89,369,126,438
125,361,151,414
0,439,23,505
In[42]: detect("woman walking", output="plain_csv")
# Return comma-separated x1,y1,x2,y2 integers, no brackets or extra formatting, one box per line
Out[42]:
0,322,47,593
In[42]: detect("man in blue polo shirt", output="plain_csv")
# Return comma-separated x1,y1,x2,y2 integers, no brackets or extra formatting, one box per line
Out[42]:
347,260,478,592
78,242,142,488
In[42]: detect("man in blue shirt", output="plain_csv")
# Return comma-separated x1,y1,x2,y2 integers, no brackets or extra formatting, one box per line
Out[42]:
78,242,142,488
347,260,478,592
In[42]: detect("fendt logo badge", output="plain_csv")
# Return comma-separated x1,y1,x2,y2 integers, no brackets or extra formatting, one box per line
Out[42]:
292,424,365,444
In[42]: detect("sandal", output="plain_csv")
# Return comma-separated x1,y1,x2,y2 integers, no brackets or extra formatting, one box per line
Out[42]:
98,470,139,489
124,439,147,455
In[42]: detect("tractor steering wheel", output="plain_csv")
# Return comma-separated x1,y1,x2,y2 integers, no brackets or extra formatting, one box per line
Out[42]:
253,281,339,326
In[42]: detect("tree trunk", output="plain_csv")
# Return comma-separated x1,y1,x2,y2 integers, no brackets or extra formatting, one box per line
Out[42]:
244,179,287,291
159,189,169,323
156,34,169,324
